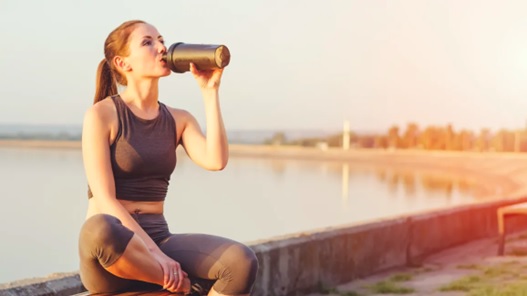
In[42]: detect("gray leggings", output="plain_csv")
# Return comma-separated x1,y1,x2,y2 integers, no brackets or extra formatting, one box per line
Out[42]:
78,213,258,295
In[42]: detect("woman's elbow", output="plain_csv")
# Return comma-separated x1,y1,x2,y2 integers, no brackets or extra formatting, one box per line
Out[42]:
206,157,228,171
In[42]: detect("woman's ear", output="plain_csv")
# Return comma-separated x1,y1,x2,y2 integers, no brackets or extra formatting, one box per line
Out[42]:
113,56,132,72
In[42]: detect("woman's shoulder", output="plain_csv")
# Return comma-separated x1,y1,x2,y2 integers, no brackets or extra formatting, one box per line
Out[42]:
84,96,118,125
164,105,194,120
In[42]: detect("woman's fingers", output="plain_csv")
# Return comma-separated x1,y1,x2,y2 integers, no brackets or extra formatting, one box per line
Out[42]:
175,269,183,290
155,254,189,292
189,63,197,74
165,273,177,291
172,269,182,291
163,262,177,290
162,264,171,289
181,277,191,293
166,265,186,291
168,270,191,292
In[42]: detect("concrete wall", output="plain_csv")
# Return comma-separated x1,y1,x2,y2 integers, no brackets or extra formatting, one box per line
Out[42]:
3,197,527,296
250,197,527,296
0,273,84,296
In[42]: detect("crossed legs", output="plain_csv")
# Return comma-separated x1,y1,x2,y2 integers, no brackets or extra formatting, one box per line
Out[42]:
78,214,258,295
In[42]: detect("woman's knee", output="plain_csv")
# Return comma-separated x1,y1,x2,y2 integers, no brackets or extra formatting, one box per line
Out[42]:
229,243,259,277
81,214,123,244
79,214,134,267
215,243,259,294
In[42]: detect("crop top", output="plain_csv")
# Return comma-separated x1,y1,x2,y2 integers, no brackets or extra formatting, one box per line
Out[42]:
88,94,177,201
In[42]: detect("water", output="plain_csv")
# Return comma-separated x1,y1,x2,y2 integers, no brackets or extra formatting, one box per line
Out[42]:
0,124,336,144
0,146,480,284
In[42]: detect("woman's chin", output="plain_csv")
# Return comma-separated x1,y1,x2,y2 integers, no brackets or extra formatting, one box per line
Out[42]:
160,70,172,77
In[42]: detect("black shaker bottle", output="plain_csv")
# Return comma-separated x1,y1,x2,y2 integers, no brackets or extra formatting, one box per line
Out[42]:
162,42,231,73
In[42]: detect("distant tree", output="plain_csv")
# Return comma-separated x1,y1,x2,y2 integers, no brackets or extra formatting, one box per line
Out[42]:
419,126,436,150
445,124,455,150
458,129,474,151
518,130,527,152
387,125,400,149
265,131,287,146
373,135,388,149
490,129,515,152
401,122,419,149
326,133,343,147
474,128,490,152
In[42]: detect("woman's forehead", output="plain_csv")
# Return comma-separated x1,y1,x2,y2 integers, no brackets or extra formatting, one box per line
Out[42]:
130,23,162,39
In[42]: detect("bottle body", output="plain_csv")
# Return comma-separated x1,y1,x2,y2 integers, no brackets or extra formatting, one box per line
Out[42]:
163,42,231,73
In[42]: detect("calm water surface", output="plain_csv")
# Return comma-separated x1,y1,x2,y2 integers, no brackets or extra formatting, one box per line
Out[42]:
0,147,482,283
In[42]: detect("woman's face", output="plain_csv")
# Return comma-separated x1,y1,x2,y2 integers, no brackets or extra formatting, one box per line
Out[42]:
122,23,171,80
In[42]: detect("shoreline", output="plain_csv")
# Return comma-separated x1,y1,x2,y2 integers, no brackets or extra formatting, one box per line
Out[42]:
4,139,527,220
0,139,82,149
3,138,527,158
3,138,527,202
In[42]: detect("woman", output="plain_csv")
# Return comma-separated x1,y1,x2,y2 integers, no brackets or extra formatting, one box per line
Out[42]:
78,20,258,295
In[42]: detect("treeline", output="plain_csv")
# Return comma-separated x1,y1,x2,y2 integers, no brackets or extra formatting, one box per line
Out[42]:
266,123,527,152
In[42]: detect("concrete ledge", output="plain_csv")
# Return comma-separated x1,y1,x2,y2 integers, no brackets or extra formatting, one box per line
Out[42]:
0,273,84,296
5,197,527,296
249,196,527,295
250,217,410,295
408,198,527,265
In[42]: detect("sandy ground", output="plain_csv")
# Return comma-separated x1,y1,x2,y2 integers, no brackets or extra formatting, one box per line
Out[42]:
307,230,527,296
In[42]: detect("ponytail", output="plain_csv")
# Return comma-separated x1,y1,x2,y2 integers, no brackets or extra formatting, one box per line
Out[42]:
93,59,117,104
94,20,144,104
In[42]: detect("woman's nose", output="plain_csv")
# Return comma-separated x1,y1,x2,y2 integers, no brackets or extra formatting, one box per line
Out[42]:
158,42,167,54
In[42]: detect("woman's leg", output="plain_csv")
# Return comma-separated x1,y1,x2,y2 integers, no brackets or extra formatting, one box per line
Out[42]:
159,233,259,296
78,214,166,293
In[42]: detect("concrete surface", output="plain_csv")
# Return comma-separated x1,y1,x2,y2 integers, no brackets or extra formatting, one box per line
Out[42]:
307,230,527,296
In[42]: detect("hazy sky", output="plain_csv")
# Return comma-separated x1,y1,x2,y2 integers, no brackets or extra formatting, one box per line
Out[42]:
1,0,527,133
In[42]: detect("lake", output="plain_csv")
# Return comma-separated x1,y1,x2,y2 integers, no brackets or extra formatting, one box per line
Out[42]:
0,146,481,284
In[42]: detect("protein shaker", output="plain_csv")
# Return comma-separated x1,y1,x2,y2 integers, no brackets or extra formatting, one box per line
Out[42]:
162,42,231,73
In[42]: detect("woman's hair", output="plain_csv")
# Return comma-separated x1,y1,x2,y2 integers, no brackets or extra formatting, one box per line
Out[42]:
93,20,146,104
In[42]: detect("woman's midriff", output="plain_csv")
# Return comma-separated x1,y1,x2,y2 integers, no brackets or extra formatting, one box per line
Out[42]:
86,198,164,219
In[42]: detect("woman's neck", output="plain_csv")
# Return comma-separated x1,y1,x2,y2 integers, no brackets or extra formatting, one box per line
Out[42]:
121,78,160,111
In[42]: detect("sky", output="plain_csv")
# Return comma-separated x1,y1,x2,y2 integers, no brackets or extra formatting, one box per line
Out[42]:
1,0,527,134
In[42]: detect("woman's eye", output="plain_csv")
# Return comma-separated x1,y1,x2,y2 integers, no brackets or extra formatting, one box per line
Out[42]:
160,40,165,45
143,40,152,46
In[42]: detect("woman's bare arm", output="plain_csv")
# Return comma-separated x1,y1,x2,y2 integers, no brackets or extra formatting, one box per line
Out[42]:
82,100,161,253
177,65,229,171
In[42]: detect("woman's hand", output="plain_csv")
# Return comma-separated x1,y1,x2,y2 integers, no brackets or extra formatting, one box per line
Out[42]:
189,62,223,90
153,251,190,293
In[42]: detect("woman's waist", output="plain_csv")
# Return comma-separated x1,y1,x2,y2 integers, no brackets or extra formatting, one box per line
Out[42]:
87,199,171,245
87,198,164,215
119,199,164,215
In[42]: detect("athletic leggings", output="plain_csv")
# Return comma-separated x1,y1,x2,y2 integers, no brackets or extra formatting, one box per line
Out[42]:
78,213,258,295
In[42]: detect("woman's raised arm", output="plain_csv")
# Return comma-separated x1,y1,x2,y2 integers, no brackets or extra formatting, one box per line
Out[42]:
178,64,229,171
